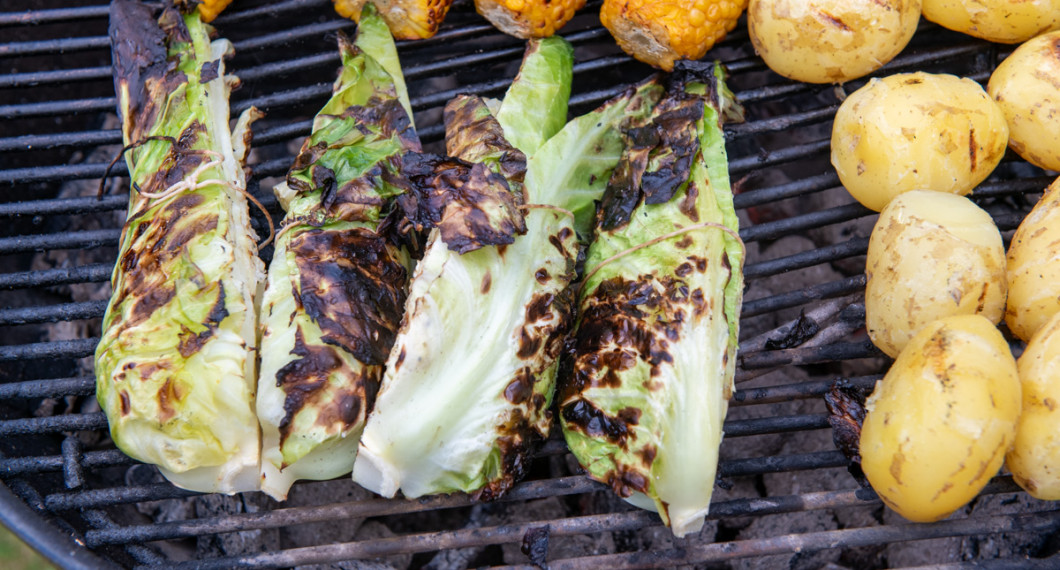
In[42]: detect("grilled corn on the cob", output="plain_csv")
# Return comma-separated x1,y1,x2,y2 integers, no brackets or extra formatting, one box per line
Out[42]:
601,0,748,70
474,0,586,39
333,0,454,40
196,0,233,22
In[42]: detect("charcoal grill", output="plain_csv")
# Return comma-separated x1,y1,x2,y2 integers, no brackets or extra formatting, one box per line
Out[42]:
2,0,1059,568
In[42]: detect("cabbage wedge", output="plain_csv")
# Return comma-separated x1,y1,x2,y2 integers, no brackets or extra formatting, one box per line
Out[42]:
560,64,745,537
256,5,420,500
353,40,664,500
97,0,264,494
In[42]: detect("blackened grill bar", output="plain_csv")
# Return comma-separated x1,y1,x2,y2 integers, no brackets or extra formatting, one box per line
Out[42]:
2,0,1058,567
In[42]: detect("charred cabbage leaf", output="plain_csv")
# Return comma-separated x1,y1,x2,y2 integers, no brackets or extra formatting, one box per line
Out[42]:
560,64,745,537
257,5,420,500
353,43,663,500
97,0,264,494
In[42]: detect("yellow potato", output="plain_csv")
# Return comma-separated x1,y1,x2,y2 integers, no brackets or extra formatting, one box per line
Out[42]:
748,0,921,84
865,191,1006,358
922,0,1060,44
860,315,1021,523
831,72,1009,212
1006,177,1060,342
1008,310,1060,500
988,30,1060,172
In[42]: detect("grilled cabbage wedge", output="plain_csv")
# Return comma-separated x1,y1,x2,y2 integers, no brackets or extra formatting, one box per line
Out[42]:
560,64,745,537
98,0,265,494
353,39,662,500
257,6,421,501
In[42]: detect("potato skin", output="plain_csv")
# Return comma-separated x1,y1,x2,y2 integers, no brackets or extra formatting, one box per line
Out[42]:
1006,177,1060,342
748,0,921,84
865,191,1006,358
988,30,1060,172
922,0,1060,44
860,315,1021,523
831,72,1009,212
1008,310,1060,500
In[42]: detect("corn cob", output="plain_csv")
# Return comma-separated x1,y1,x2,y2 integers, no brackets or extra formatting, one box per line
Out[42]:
601,0,748,70
333,0,454,40
474,0,586,39
256,5,420,500
560,63,745,537
98,0,264,494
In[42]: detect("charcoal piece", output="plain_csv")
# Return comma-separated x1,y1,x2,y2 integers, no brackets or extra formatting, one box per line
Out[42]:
521,525,550,569
824,379,870,488
764,311,821,350
194,493,280,557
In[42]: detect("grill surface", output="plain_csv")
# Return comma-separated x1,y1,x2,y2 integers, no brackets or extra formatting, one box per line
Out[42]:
1,0,1058,568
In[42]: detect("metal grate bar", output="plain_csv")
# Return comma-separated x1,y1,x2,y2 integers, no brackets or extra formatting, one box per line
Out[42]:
0,264,112,290
231,19,355,52
732,375,882,407
546,508,1059,569
0,5,109,27
733,173,840,209
740,341,878,371
0,36,110,58
0,450,132,478
728,107,837,139
0,65,111,89
0,300,107,326
742,274,866,318
0,96,116,120
723,414,829,437
729,139,831,175
0,228,120,255
0,412,107,437
140,485,884,570
46,484,196,512
0,376,95,400
0,129,120,153
213,0,329,25
0,338,97,362
0,196,125,217
744,238,868,279
0,161,125,185
741,203,873,243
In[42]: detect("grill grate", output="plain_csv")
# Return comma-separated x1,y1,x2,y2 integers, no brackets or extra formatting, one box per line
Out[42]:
2,0,1059,568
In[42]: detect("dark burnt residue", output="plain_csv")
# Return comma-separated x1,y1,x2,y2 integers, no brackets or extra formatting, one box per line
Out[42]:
608,464,651,498
135,121,209,204
199,59,219,83
764,311,820,350
275,327,371,454
561,398,634,446
474,409,535,502
324,161,387,223
177,282,229,358
157,378,183,424
504,367,535,405
678,179,700,222
291,227,408,366
391,152,526,253
113,194,218,331
109,2,192,145
598,90,704,230
120,391,131,416
640,95,703,205
825,380,870,487
443,95,527,187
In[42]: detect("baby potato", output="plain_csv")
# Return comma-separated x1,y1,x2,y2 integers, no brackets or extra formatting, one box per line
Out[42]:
748,0,921,84
1006,177,1060,342
988,30,1060,172
865,191,1006,358
831,72,1009,212
922,0,1060,44
860,315,1021,523
1008,310,1060,500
